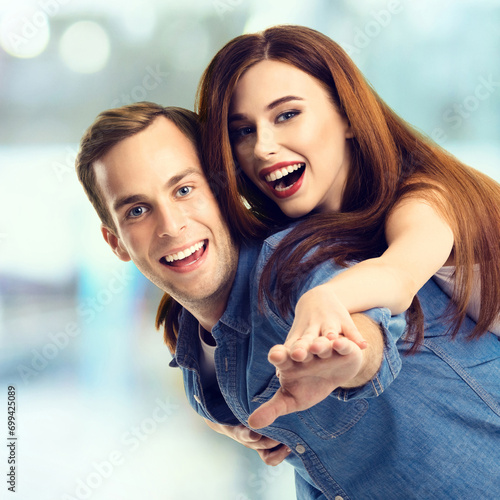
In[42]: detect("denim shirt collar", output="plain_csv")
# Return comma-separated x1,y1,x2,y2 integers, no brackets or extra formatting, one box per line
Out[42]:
171,240,262,368
214,241,261,337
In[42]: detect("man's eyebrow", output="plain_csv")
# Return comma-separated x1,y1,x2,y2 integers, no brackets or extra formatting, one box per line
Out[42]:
113,194,144,213
228,95,304,123
166,168,202,188
112,168,202,212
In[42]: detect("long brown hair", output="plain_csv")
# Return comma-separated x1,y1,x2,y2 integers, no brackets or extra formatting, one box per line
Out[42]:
196,25,500,349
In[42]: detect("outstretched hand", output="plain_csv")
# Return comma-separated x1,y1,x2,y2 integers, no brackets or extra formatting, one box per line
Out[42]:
286,284,368,364
248,336,364,429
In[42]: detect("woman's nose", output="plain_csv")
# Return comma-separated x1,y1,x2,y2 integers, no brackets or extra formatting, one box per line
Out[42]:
253,125,279,160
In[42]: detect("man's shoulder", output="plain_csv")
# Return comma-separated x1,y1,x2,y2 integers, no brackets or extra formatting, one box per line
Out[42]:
259,224,344,280
254,224,349,308
260,225,297,254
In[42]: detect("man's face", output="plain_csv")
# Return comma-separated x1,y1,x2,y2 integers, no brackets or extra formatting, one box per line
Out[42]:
94,117,238,310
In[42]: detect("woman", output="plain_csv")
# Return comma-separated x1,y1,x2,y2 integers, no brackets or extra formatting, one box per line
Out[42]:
196,24,500,354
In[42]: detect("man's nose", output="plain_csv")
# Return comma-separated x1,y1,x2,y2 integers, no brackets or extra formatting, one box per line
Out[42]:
253,125,279,161
156,204,187,237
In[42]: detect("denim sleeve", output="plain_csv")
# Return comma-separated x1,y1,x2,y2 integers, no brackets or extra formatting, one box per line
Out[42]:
333,306,406,400
293,260,408,400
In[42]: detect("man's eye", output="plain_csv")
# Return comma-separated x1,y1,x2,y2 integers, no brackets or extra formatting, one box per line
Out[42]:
277,110,299,123
128,206,147,218
177,186,192,197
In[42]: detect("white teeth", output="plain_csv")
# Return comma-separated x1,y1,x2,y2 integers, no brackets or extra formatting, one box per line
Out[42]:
165,241,204,263
264,163,303,183
275,182,296,192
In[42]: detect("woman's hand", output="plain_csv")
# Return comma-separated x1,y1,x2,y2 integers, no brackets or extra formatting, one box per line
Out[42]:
203,420,291,466
248,335,364,429
248,313,384,429
286,283,368,363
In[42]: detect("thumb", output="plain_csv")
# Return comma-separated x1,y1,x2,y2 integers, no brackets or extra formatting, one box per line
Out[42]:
248,391,288,429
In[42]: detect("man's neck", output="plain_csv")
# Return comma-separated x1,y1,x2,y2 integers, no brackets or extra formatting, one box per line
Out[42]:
179,294,228,334
196,302,226,334
173,243,239,333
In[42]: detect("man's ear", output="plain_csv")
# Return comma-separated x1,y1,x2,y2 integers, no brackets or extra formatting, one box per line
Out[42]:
101,225,131,262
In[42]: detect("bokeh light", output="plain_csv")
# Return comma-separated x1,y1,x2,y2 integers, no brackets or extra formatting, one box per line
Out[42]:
59,20,110,74
0,6,50,59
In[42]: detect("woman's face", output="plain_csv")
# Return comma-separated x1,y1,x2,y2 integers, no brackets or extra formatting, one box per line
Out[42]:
228,60,353,217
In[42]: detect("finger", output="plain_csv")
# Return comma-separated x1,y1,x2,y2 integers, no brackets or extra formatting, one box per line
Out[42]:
289,345,314,362
257,444,292,466
268,346,296,372
248,392,289,429
289,329,321,362
239,428,281,449
326,331,340,341
243,436,282,450
331,336,358,356
309,336,335,359
268,345,288,365
334,321,368,350
283,323,308,347
235,426,264,443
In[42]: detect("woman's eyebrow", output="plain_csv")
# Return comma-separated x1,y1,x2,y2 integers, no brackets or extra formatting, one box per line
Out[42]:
267,95,304,110
229,95,304,123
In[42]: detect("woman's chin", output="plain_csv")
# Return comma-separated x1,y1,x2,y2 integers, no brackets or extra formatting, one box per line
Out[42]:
277,202,314,219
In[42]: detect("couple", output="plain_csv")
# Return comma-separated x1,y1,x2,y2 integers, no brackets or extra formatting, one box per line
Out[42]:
76,26,500,499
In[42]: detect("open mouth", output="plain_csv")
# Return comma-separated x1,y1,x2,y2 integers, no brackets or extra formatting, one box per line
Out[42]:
161,240,207,268
264,163,305,193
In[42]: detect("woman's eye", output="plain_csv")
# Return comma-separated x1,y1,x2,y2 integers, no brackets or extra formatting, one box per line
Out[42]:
177,186,192,197
277,110,299,123
128,206,147,218
230,126,254,141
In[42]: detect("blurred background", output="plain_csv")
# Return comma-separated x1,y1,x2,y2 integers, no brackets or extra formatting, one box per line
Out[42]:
1,0,499,498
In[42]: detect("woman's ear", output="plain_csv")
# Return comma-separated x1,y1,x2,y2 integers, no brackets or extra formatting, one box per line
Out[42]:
345,118,354,139
101,225,131,262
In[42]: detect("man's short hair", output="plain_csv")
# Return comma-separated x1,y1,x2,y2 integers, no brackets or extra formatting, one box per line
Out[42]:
76,102,201,233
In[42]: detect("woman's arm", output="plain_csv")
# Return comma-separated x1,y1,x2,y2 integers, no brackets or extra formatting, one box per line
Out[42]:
286,197,454,359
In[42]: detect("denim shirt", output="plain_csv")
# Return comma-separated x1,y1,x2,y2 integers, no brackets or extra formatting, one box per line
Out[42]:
171,231,500,500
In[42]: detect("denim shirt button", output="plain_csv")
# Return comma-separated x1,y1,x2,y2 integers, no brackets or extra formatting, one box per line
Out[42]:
295,444,306,454
194,394,201,404
335,497,344,500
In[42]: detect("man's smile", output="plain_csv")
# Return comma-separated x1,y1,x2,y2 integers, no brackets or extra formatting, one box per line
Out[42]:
160,239,208,269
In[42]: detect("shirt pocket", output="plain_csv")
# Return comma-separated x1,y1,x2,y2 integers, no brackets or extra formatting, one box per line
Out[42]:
296,398,369,439
251,375,369,439
424,336,500,418
251,374,282,404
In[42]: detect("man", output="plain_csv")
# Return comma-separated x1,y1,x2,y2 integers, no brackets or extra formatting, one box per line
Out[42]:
76,103,500,500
